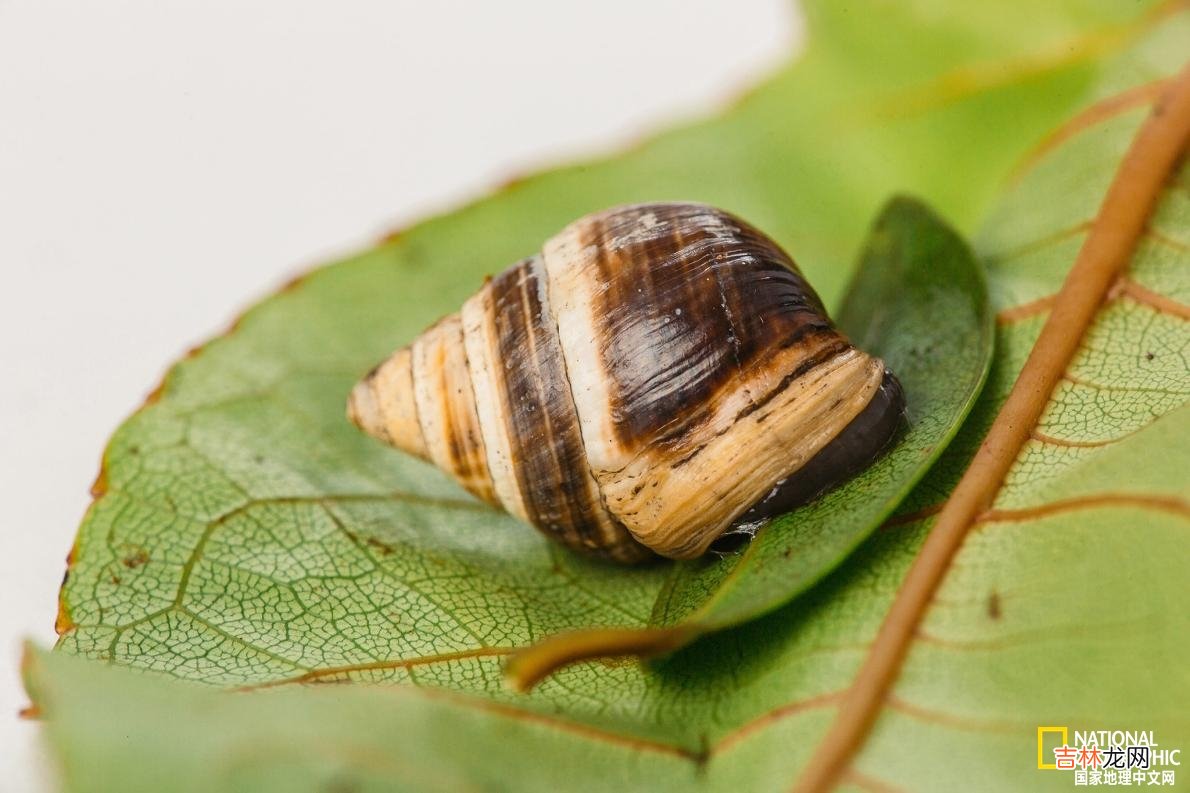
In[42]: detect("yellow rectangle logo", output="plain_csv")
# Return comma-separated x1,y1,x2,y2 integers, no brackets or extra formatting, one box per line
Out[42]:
1038,726,1068,769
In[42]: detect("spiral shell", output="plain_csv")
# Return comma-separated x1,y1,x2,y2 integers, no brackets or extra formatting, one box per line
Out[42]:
348,203,904,563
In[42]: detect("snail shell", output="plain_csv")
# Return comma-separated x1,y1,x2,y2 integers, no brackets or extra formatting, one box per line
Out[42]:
348,203,905,563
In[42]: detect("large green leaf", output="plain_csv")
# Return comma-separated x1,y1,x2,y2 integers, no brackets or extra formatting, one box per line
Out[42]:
31,1,1190,791
51,0,1164,685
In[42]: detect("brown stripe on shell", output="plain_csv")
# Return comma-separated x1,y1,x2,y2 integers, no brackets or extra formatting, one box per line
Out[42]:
488,257,650,563
460,279,531,523
732,335,852,426
410,315,498,505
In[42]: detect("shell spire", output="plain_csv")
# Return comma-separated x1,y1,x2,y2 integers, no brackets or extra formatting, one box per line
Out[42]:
348,348,426,461
349,203,905,563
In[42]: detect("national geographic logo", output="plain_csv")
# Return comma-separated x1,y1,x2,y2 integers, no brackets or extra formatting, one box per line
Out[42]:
1038,727,1181,786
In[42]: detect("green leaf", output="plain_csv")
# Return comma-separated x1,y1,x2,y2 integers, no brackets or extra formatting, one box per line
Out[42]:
34,1,1190,792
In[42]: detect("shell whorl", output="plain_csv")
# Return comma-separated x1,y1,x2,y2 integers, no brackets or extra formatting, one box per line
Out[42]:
349,203,905,562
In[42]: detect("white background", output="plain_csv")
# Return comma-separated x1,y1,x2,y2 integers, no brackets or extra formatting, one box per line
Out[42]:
0,1,795,788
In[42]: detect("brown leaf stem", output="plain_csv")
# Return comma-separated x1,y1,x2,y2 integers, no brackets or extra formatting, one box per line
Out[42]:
503,626,694,693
